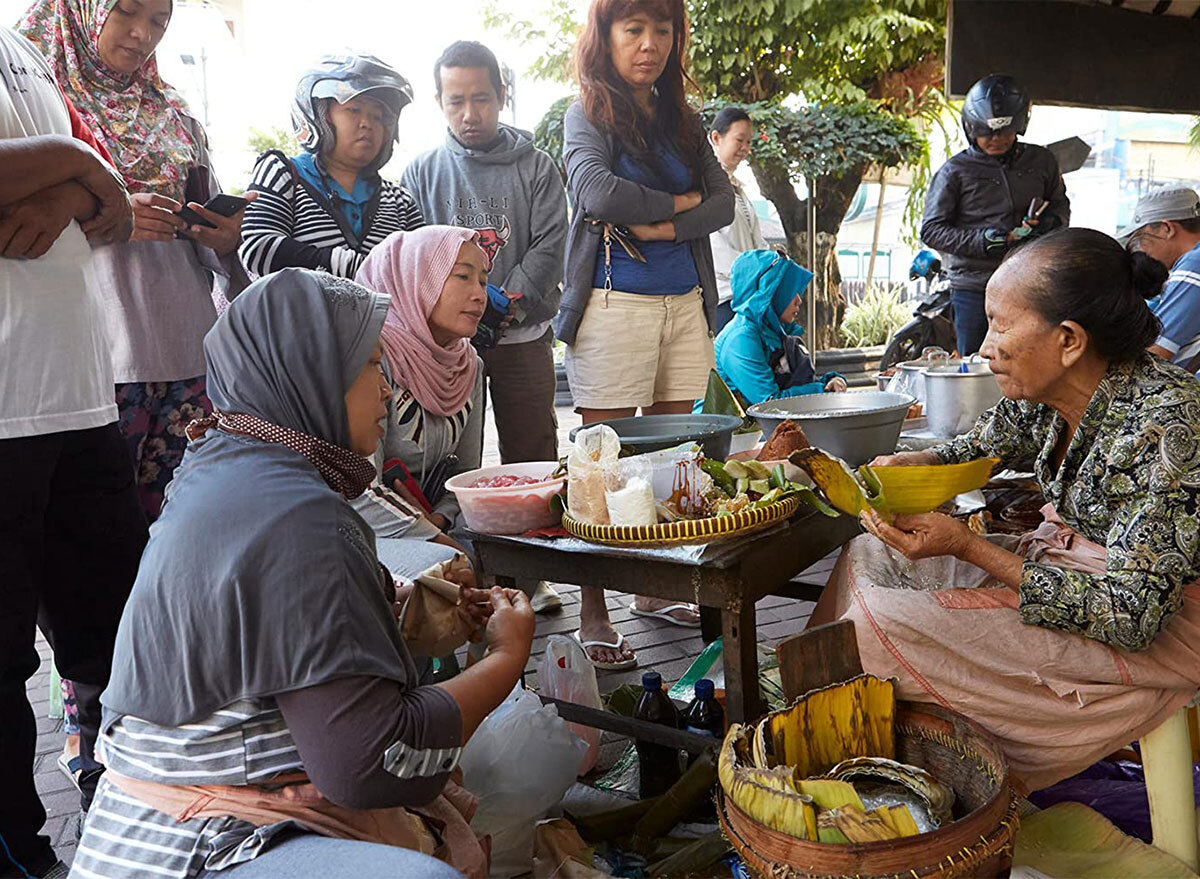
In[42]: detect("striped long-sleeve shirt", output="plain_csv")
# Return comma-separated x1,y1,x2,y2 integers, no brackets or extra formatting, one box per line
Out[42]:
238,151,424,280
72,682,462,878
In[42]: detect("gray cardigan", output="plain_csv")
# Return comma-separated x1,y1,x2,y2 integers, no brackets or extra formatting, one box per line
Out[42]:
554,101,734,345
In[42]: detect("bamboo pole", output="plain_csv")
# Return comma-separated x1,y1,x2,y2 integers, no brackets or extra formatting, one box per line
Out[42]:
806,177,819,364
865,179,888,289
1139,708,1199,871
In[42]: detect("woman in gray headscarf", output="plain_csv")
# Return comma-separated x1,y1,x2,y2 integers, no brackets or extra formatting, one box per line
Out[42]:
73,268,532,879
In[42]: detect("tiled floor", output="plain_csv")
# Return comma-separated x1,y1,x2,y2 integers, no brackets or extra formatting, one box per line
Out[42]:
24,402,840,870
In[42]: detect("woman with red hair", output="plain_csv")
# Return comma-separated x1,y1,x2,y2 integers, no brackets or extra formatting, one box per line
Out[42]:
557,0,733,668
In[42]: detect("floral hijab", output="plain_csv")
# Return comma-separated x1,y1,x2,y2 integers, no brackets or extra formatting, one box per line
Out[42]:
18,0,198,202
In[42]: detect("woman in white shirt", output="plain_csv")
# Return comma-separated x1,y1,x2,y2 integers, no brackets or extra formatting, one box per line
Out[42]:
709,107,767,330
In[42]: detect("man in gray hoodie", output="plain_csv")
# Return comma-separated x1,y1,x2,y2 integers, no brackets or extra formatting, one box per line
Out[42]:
403,41,566,458
403,40,567,612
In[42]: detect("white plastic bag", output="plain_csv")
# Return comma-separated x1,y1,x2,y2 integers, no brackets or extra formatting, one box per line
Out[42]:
459,685,587,877
540,635,603,775
602,456,657,527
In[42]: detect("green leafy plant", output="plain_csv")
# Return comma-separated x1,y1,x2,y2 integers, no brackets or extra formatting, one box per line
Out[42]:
533,95,573,183
838,284,910,348
247,125,299,157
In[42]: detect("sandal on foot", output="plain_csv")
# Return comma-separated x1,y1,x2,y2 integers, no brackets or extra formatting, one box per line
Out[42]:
573,630,638,671
629,601,701,628
57,753,84,792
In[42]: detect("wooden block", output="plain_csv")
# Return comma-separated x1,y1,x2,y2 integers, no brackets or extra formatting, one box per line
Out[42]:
776,619,863,702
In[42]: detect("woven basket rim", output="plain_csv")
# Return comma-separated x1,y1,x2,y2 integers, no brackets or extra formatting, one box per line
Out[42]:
561,494,800,547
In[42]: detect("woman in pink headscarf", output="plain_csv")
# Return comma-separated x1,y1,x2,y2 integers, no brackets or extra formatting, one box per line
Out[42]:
352,226,488,580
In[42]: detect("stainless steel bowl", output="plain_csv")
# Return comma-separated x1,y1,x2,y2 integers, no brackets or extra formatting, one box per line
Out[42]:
568,414,743,459
924,362,1002,438
747,391,916,467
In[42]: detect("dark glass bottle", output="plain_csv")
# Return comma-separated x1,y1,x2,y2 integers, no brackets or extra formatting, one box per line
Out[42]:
634,671,682,798
684,678,725,740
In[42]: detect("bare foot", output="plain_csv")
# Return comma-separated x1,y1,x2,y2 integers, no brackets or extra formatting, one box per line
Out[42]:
631,596,700,625
577,619,636,666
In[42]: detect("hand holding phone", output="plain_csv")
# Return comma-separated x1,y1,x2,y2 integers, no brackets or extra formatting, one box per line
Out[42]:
176,192,257,256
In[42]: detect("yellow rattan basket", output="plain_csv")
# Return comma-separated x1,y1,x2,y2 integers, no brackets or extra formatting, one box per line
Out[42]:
561,495,801,548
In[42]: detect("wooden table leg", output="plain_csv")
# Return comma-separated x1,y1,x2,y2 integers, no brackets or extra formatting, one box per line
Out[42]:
721,598,764,724
699,604,721,644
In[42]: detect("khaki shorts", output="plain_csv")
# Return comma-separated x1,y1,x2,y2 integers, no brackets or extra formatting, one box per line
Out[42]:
565,287,715,410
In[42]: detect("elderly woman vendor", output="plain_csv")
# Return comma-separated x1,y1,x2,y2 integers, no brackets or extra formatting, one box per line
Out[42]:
813,228,1200,791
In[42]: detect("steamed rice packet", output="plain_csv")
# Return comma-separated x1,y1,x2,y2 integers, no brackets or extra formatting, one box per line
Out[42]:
567,424,620,525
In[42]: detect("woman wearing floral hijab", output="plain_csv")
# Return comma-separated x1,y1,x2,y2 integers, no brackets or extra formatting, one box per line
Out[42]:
18,0,251,522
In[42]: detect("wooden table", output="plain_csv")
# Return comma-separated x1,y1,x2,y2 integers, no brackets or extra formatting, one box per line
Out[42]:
462,509,860,740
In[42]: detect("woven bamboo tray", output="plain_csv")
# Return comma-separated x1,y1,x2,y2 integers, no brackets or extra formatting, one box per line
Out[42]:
561,495,800,548
717,701,1019,878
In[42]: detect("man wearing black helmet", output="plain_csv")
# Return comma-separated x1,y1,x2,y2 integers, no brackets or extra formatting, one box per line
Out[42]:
920,74,1070,355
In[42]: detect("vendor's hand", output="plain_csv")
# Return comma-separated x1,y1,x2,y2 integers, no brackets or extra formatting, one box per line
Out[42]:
484,587,535,660
0,184,82,259
869,450,941,468
824,376,848,392
182,192,257,256
860,508,972,561
130,193,186,243
673,191,702,214
458,585,494,643
628,220,675,242
427,512,451,532
77,153,133,243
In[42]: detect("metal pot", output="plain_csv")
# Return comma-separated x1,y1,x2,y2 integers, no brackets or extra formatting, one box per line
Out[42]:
568,414,743,459
924,362,1002,438
885,350,955,404
747,391,915,467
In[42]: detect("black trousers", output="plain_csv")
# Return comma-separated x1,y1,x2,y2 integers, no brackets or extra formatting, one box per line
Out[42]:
0,423,147,871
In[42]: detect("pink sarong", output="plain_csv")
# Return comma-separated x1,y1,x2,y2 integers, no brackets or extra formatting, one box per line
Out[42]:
817,505,1200,792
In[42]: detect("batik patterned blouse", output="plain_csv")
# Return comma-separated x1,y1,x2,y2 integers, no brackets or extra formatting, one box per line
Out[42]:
930,354,1200,652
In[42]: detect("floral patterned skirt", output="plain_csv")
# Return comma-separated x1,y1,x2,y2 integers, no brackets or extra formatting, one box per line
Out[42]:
115,375,211,523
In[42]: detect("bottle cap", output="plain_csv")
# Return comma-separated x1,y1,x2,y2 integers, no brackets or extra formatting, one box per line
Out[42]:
695,678,715,700
641,671,663,691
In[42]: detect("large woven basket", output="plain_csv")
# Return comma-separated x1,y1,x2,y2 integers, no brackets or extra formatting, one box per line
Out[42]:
717,701,1019,878
561,495,799,548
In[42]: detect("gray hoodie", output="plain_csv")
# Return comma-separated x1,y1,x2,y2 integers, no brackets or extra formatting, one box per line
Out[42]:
401,124,567,329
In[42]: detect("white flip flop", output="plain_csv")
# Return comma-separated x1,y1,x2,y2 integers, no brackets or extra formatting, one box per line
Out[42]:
629,601,702,628
573,630,638,671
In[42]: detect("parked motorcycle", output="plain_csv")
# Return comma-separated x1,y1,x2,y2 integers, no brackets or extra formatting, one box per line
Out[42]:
880,250,957,370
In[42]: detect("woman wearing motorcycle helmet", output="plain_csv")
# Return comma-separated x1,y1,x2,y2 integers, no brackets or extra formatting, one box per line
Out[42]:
919,74,1070,355
240,53,424,279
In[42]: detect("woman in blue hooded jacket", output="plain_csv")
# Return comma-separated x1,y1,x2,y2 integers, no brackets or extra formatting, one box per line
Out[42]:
714,249,846,406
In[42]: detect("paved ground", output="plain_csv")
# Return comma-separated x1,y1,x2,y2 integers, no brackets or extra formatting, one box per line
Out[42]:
25,403,838,869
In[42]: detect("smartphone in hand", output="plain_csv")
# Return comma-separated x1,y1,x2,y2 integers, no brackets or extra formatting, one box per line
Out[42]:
176,193,252,229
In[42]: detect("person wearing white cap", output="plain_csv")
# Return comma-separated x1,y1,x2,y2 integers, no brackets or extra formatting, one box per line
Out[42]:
1120,186,1200,371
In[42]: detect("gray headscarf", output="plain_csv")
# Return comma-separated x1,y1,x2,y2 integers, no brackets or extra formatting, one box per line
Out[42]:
102,269,414,728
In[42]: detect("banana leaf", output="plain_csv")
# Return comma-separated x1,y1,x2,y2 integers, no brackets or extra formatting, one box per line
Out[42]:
645,831,731,876
701,369,758,434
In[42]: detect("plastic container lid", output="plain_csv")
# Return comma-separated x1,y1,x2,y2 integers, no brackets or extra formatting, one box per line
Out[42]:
694,678,715,700
642,672,663,691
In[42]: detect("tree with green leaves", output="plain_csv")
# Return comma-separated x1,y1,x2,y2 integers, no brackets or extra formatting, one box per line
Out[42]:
488,0,947,346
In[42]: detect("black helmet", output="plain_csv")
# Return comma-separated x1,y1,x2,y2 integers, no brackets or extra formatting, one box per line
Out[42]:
961,74,1030,141
292,53,413,172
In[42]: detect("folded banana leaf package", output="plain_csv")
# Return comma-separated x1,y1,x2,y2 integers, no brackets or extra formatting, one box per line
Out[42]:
789,447,999,520
717,675,957,845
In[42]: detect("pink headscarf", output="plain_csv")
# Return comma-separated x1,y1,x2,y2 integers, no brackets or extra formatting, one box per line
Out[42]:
356,227,482,417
